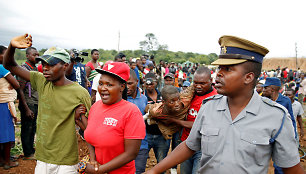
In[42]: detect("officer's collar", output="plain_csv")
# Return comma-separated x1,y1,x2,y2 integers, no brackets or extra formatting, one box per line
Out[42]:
217,91,260,116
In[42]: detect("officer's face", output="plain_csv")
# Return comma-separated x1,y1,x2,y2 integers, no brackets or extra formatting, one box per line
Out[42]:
215,64,246,96
262,86,273,98
193,72,211,95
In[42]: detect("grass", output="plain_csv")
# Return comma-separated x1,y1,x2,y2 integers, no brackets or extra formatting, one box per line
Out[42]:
16,59,26,65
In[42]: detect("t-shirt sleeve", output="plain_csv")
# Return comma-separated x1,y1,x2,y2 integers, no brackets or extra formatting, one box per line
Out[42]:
81,90,92,117
298,103,304,116
272,111,300,168
124,106,146,139
92,74,100,91
186,105,205,152
0,65,10,78
30,71,46,92
85,62,94,70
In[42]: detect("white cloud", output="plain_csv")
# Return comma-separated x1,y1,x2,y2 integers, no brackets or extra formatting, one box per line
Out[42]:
0,0,305,57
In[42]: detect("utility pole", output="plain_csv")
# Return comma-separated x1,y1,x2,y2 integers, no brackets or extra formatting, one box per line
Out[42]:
118,30,120,52
295,42,298,69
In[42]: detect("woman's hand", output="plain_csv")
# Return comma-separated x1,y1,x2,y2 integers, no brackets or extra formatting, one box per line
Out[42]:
10,34,32,49
84,163,96,173
85,162,106,174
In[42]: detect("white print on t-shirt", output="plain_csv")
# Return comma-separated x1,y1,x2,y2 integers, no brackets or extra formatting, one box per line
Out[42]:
74,66,82,85
189,108,198,118
103,117,118,127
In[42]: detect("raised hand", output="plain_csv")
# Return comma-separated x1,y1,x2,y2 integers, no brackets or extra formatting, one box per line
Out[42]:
10,34,32,49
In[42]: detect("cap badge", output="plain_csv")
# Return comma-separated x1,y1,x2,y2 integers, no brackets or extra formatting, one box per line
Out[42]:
221,46,227,54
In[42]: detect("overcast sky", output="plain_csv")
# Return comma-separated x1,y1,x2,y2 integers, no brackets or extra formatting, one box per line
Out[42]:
0,0,305,58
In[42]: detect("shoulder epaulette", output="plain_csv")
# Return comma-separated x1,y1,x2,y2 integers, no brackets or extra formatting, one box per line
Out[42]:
261,97,277,106
261,97,287,112
202,94,223,105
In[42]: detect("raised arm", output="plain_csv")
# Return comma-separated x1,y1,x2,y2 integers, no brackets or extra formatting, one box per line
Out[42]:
3,34,32,82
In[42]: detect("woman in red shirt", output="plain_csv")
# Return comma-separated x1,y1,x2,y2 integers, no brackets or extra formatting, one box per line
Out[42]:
84,62,146,174
85,49,102,94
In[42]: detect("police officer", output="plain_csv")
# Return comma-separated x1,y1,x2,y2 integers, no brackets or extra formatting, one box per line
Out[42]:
262,77,298,174
146,35,303,174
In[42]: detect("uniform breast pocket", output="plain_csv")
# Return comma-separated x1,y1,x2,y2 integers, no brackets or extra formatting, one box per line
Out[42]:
200,127,220,156
240,133,271,166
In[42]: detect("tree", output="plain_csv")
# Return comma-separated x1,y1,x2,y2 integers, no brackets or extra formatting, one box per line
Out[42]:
207,53,218,64
139,33,168,54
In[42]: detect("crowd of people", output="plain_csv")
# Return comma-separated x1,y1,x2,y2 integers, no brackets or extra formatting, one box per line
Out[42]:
0,33,305,174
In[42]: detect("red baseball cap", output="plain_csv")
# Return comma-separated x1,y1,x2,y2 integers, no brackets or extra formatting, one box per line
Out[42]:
96,62,130,82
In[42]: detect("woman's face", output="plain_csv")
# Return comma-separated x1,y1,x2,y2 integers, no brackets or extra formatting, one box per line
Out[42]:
98,73,125,105
92,51,99,61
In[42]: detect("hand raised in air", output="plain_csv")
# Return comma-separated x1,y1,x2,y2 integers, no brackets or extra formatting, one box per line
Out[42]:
10,33,32,49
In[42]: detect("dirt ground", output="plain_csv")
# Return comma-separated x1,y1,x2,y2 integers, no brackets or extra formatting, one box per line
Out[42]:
1,116,306,174
1,133,306,174
262,57,306,71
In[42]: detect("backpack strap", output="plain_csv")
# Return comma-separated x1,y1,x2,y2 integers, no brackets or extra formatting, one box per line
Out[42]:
261,97,287,144
269,111,286,144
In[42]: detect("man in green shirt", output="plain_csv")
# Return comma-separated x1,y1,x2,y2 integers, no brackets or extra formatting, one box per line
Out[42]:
3,34,91,174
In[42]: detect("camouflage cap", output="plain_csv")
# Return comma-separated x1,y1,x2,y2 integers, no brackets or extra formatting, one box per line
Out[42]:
36,47,70,65
211,35,269,65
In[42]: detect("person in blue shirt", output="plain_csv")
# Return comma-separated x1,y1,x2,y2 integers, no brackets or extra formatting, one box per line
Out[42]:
262,77,297,174
129,60,140,87
66,50,89,89
127,69,148,174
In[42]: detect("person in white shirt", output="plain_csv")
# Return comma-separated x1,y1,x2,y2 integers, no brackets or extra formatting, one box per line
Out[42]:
284,88,304,140
298,73,306,105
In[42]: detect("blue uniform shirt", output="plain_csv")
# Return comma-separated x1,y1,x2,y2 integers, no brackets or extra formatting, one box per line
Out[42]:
276,93,297,139
127,88,148,149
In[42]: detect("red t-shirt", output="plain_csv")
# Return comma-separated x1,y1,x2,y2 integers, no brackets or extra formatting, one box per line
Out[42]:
283,70,288,78
84,100,146,174
85,61,102,70
181,88,218,141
